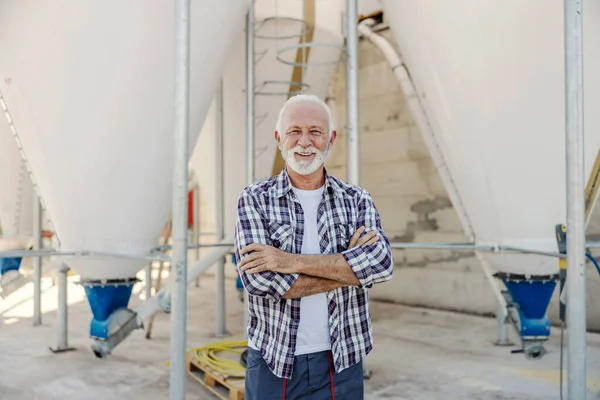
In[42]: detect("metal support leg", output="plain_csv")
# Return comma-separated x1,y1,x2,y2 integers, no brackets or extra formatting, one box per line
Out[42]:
346,0,360,186
494,296,512,346
244,0,255,340
243,291,250,339
33,196,42,326
216,257,227,337
564,1,587,398
49,265,75,353
170,0,190,397
215,80,227,337
145,262,153,300
347,0,368,379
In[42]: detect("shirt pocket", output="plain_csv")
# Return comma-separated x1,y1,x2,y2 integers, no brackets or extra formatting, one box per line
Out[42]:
268,221,294,253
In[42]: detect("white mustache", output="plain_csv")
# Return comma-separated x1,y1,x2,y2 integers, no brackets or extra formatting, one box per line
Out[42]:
291,146,317,154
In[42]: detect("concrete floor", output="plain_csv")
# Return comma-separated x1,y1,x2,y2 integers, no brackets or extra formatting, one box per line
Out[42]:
1,273,599,400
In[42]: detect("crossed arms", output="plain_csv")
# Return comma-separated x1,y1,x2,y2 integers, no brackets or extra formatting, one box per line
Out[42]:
234,189,394,302
238,227,378,299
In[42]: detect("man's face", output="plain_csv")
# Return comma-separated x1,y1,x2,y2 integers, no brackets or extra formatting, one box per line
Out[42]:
276,102,336,175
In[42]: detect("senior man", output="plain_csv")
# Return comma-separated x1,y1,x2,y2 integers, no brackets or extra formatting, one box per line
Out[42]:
234,94,394,399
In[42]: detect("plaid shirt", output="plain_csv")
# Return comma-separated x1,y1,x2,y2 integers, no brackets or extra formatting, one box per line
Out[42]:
234,167,394,379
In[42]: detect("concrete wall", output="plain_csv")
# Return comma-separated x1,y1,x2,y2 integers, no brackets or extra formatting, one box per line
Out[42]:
324,28,600,330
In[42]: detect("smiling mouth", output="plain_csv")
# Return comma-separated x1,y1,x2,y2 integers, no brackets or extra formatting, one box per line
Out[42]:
295,152,315,157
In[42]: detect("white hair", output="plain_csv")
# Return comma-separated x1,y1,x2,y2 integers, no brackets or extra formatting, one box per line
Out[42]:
274,94,335,138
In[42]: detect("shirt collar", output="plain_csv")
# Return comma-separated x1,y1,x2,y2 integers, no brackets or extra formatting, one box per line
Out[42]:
274,166,344,199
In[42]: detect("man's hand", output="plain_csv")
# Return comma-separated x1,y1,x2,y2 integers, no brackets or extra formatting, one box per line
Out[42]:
348,226,379,249
238,243,297,275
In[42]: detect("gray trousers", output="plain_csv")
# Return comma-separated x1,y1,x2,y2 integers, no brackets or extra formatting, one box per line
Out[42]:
244,348,364,400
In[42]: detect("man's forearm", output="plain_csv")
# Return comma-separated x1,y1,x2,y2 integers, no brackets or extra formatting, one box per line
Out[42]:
291,254,361,286
282,274,347,299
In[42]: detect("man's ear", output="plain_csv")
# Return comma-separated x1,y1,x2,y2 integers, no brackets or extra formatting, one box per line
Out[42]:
274,130,281,148
329,130,337,146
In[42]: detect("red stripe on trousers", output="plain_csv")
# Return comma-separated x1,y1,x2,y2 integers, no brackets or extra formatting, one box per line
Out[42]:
282,378,287,400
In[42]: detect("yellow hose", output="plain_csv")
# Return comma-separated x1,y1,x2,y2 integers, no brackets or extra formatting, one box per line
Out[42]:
166,339,248,379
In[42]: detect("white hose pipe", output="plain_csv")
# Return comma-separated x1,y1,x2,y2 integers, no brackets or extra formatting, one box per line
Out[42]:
135,237,234,323
357,19,508,316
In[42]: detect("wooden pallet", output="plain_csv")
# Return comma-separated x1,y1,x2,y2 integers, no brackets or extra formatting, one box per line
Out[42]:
186,355,245,400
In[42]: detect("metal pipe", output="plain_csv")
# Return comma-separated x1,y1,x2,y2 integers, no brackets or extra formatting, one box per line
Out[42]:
389,242,490,251
33,195,42,326
49,264,74,353
244,0,255,339
168,242,483,251
1,241,580,260
390,242,566,259
246,2,255,185
2,241,585,260
174,241,584,256
170,0,190,397
0,249,170,261
564,0,586,397
500,246,565,259
216,80,226,337
346,0,360,185
136,239,235,323
158,243,233,251
347,7,365,378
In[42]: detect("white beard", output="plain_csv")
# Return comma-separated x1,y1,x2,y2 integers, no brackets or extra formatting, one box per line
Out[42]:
280,143,330,175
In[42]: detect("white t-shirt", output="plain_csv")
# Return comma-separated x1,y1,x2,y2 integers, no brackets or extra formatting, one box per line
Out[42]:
292,185,331,355
247,185,331,355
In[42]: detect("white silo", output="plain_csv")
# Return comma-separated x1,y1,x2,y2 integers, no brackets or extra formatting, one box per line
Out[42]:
380,0,600,357
0,0,249,350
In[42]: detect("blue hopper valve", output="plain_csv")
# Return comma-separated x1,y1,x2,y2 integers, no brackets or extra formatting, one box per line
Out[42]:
494,271,558,359
0,257,29,298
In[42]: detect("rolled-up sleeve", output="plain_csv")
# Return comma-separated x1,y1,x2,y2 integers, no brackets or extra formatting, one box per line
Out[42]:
234,188,299,301
341,190,394,288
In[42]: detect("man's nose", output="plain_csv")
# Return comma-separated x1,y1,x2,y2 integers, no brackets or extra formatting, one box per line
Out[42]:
297,131,312,147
